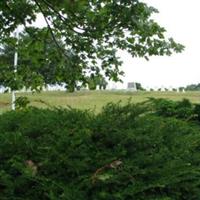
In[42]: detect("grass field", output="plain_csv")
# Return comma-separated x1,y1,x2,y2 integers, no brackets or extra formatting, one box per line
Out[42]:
0,90,200,113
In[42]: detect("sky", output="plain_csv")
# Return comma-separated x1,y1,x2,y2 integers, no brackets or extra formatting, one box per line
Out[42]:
116,0,200,89
34,1,200,90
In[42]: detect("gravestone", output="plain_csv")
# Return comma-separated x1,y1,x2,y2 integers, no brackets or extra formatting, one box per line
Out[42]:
127,82,137,91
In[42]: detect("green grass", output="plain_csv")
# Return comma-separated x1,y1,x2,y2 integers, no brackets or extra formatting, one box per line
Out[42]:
0,90,200,113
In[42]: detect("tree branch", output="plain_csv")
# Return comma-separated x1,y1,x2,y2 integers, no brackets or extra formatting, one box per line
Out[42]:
33,0,69,58
40,0,86,35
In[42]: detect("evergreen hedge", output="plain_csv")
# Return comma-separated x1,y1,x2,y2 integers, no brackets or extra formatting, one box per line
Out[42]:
0,99,200,199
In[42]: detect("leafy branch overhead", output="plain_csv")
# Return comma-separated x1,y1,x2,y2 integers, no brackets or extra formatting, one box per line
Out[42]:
0,0,184,91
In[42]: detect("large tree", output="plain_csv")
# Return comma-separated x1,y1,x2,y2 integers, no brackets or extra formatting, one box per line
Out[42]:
0,0,184,91
0,27,85,91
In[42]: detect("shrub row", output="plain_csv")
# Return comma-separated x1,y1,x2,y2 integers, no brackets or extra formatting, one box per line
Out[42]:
0,99,200,199
148,98,200,121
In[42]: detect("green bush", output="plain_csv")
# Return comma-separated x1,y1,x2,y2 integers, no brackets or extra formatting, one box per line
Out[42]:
0,100,200,199
148,98,194,120
194,104,200,122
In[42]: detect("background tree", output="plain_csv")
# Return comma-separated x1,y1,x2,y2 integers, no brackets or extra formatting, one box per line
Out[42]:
0,27,87,91
99,76,108,90
135,82,145,91
185,83,200,91
88,79,97,91
87,75,108,90
0,0,184,91
179,87,185,92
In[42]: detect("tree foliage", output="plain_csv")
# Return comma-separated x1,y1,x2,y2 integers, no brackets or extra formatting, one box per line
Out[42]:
185,83,200,91
0,27,85,91
135,82,145,91
87,75,108,90
0,0,184,91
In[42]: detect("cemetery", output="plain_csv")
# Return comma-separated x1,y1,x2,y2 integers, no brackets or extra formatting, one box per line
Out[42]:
0,1,200,199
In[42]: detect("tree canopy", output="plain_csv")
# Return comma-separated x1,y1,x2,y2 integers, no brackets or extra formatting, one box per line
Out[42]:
0,0,184,91
0,27,84,91
185,83,200,91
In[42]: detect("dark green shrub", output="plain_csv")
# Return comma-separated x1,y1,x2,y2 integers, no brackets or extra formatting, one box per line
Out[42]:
194,104,200,122
0,102,200,199
148,98,194,120
148,98,177,117
176,98,193,118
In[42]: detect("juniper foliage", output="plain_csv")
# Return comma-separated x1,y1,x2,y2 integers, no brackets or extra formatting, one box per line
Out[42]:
0,99,200,199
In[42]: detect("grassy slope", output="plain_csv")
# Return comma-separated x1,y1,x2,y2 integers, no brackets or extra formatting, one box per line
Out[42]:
0,90,200,113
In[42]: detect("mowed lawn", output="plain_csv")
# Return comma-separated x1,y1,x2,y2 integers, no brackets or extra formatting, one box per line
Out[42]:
0,90,200,113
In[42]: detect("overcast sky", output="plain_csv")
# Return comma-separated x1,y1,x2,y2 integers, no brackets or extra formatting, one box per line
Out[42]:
117,0,200,89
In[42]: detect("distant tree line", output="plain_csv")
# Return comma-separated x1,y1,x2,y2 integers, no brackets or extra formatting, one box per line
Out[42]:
185,83,200,91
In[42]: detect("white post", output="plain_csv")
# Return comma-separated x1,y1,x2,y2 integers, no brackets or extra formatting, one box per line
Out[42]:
11,28,19,110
